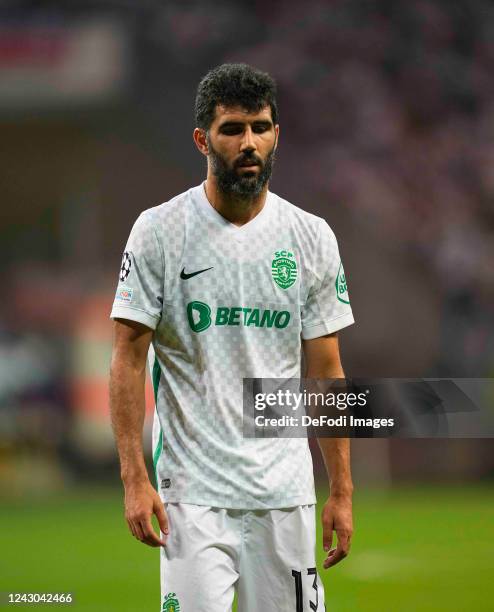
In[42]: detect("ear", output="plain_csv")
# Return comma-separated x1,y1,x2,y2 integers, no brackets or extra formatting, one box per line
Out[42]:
193,128,209,156
274,124,280,150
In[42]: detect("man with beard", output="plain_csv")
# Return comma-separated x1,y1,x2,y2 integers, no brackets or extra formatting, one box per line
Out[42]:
110,63,354,611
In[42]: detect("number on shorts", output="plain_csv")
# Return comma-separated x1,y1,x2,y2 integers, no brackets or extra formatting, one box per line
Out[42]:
307,567,318,611
291,567,318,611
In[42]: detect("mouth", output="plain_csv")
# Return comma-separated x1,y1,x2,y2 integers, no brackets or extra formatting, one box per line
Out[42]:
238,162,259,169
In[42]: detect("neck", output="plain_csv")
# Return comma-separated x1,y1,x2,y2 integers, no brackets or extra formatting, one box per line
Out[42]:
204,174,269,227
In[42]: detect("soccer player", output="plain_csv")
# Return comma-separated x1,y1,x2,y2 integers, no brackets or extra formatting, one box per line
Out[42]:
110,63,354,611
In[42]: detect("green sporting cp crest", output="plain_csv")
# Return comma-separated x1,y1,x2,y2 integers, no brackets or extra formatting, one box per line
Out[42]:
162,592,180,612
272,250,297,289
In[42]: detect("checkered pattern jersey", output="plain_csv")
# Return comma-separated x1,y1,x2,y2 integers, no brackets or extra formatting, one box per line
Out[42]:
111,184,354,509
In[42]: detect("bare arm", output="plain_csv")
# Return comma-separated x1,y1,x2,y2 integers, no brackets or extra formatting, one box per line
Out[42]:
110,318,168,547
303,333,353,569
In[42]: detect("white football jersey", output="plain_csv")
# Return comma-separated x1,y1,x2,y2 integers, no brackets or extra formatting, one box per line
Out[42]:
110,183,354,509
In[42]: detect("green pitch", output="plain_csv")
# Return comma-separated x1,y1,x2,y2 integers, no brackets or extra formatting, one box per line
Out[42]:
1,485,492,611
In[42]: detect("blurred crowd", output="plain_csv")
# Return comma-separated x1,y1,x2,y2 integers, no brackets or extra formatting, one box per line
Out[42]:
239,0,494,376
143,0,494,374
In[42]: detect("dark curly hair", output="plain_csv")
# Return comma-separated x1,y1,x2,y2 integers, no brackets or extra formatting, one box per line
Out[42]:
195,63,278,130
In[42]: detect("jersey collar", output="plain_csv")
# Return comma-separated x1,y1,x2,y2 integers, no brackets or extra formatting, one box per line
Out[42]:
193,181,273,239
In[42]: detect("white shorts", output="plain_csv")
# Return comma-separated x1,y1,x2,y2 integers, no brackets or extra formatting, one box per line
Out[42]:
160,503,325,612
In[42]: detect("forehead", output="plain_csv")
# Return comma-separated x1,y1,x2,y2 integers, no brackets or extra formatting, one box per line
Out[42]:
212,104,273,126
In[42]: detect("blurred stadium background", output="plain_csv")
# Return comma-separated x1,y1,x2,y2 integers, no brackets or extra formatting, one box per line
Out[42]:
0,1,493,610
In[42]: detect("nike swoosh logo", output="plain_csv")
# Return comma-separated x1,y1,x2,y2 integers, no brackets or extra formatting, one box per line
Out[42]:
180,266,214,280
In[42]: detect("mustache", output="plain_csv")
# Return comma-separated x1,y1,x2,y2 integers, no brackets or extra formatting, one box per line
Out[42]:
234,153,263,168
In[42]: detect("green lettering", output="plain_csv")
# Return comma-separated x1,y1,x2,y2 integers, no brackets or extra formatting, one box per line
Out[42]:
228,307,242,325
216,307,229,325
215,306,290,329
260,309,277,328
242,308,252,324
247,308,260,327
274,311,290,328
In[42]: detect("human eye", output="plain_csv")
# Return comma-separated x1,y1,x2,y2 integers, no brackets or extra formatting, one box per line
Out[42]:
253,123,271,133
220,124,243,135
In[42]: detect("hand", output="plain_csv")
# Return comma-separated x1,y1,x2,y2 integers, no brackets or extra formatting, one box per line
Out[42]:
321,494,353,569
124,479,168,547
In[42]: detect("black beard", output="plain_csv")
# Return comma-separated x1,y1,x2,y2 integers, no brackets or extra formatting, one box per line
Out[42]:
207,140,276,199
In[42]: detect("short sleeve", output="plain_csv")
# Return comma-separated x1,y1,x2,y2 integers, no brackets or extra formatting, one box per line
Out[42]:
301,220,354,340
110,212,164,330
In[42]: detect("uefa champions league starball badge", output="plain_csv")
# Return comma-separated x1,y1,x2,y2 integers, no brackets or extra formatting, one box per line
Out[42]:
119,251,132,282
272,249,297,289
162,592,180,612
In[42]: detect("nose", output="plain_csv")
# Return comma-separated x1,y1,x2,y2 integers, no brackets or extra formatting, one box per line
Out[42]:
240,125,257,153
